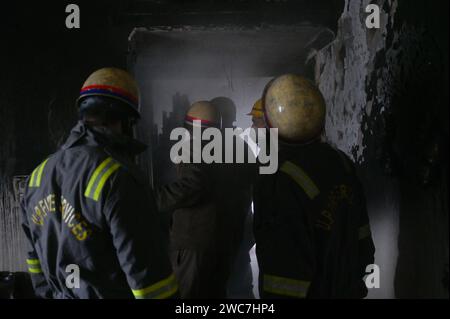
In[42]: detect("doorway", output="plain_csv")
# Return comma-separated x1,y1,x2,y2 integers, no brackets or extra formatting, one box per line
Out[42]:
128,25,332,298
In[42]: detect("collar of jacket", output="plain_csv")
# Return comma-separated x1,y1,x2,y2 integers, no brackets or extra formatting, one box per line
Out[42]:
278,140,324,162
61,121,147,157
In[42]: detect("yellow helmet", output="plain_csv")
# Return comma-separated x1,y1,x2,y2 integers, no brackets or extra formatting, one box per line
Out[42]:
264,74,326,143
77,67,140,118
247,99,264,118
185,101,221,128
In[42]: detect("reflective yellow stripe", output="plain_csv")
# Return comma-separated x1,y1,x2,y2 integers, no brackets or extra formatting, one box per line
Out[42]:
28,267,43,274
35,159,49,187
26,259,40,265
263,274,311,298
92,162,121,201
84,157,113,198
154,283,178,299
280,161,320,199
359,224,371,240
28,167,39,187
28,158,49,188
132,273,178,299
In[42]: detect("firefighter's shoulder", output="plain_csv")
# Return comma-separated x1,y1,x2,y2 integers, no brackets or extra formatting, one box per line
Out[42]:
82,149,147,203
27,152,58,189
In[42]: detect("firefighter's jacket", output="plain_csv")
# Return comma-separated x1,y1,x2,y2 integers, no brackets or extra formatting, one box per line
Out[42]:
21,121,177,299
254,141,375,299
155,134,255,253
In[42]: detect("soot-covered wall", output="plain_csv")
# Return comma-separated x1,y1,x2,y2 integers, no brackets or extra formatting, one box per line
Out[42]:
314,0,448,298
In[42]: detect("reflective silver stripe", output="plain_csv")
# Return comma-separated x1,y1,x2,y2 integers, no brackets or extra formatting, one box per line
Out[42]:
132,273,178,299
263,274,311,298
280,161,320,199
359,224,371,240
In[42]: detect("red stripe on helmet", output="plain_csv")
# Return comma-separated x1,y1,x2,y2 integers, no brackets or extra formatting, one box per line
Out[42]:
81,84,138,104
185,115,218,126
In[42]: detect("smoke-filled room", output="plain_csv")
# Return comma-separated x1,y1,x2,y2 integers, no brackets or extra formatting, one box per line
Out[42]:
0,0,448,314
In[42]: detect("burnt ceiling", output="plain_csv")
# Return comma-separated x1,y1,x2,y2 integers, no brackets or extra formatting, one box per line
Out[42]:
112,0,344,31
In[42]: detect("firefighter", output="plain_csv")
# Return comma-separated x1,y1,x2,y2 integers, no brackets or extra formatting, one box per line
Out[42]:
156,101,239,298
247,98,265,129
254,74,375,299
245,98,268,157
21,67,178,299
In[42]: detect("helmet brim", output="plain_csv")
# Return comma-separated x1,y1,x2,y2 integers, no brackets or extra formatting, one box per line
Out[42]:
77,93,140,119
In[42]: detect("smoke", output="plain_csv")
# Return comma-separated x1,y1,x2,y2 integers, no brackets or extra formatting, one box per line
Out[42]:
131,26,324,133
130,26,328,299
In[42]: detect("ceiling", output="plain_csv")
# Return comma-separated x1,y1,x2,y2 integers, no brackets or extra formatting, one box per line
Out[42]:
130,26,335,78
114,0,344,31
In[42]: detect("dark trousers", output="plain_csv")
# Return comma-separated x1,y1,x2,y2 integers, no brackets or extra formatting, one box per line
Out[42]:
170,249,232,299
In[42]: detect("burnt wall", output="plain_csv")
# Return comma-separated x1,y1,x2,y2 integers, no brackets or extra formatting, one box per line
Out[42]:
315,0,448,298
